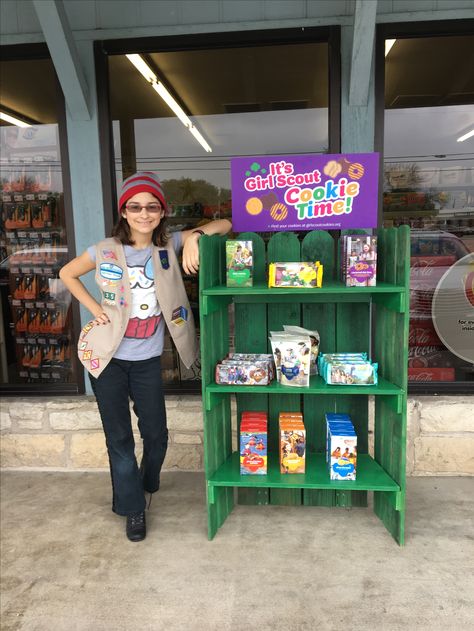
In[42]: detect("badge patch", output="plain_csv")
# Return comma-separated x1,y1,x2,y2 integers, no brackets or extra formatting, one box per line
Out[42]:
90,358,100,370
82,350,92,360
102,249,118,260
103,291,115,301
101,279,118,287
100,263,123,281
159,250,169,269
171,306,188,326
79,341,88,350
82,323,93,334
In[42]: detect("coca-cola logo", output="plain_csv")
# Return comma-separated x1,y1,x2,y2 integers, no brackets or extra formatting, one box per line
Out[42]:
409,345,442,357
410,372,434,381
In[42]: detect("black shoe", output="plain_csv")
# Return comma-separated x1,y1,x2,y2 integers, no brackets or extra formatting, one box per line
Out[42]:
126,511,146,542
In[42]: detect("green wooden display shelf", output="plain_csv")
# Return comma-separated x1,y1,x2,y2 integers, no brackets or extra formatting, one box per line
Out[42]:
209,453,400,494
201,282,407,314
199,227,410,545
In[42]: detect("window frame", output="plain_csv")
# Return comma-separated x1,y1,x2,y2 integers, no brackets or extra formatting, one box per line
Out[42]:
94,26,341,395
375,19,474,396
0,43,85,396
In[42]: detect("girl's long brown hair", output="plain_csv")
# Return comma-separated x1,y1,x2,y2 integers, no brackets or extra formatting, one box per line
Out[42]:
111,202,169,247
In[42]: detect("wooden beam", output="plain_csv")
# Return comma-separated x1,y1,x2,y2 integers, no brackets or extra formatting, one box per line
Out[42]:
349,0,378,107
32,0,91,120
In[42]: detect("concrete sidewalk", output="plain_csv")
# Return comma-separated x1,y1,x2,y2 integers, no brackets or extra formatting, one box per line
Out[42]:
1,471,473,631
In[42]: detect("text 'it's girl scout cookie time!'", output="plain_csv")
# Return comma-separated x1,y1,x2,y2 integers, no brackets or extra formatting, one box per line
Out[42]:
268,262,323,288
226,240,253,287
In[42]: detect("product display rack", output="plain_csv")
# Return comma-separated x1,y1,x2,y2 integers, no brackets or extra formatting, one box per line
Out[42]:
199,227,410,544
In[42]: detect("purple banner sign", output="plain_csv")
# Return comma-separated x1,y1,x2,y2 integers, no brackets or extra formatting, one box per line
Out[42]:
231,152,379,232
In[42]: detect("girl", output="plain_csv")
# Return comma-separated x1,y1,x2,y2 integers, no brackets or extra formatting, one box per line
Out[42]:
60,172,231,542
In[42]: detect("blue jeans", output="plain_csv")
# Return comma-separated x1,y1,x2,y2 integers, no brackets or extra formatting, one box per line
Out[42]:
90,356,168,516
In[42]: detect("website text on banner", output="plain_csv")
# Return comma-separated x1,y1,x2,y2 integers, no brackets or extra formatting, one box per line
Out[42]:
231,153,379,232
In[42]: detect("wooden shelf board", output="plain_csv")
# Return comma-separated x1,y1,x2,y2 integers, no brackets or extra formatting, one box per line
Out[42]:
209,453,400,492
206,375,403,396
202,281,405,296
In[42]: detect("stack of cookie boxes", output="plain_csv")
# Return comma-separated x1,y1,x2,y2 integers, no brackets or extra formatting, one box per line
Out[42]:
279,412,306,474
326,413,357,480
240,411,268,475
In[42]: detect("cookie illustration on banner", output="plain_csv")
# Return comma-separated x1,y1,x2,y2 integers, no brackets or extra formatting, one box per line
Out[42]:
323,160,342,178
348,162,365,179
245,197,263,216
260,192,278,210
270,202,288,222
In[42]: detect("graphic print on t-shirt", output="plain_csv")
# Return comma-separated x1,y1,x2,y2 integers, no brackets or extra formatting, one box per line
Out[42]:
124,256,161,339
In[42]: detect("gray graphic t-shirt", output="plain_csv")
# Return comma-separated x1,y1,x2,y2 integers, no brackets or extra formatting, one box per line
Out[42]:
87,232,182,360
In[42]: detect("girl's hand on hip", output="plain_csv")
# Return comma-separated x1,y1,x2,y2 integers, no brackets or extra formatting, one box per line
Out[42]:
93,311,110,325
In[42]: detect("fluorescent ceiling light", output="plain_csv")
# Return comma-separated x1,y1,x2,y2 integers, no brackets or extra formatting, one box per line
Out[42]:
189,125,212,153
152,82,192,128
126,54,156,83
385,39,396,57
0,111,31,127
126,54,212,152
457,129,474,143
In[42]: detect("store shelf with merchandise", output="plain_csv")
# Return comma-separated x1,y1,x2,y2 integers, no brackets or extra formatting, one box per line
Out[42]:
199,227,410,544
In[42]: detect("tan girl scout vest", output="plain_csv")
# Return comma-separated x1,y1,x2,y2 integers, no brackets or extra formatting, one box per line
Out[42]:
77,237,198,377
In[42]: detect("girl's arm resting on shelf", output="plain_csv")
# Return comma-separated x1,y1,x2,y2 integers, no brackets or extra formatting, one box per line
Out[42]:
181,218,232,275
59,252,110,324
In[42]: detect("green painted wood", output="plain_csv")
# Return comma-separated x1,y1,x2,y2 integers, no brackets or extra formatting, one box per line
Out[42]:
200,228,409,543
209,452,399,492
267,232,302,505
203,281,404,297
234,232,269,505
374,226,409,544
199,236,234,539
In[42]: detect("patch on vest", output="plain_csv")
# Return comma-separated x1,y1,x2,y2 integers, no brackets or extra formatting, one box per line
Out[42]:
82,322,93,335
79,341,88,350
99,263,123,281
83,350,92,360
90,358,100,370
159,250,169,269
102,249,118,260
171,306,188,326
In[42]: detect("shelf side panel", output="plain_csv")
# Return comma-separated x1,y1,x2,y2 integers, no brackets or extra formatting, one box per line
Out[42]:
374,227,409,544
267,232,303,506
199,236,234,539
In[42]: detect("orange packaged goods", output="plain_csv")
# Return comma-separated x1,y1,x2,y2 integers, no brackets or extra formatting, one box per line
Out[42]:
240,411,268,475
279,412,306,474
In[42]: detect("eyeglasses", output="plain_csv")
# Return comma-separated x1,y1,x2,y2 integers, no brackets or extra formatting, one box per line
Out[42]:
125,203,162,214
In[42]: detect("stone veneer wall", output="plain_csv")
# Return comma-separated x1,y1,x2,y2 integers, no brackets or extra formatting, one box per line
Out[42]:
1,396,473,475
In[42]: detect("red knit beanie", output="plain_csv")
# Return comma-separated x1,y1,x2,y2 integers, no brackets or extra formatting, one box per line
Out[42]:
119,172,167,213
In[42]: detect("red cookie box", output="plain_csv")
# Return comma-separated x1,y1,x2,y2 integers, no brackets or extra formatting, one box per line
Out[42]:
408,368,455,382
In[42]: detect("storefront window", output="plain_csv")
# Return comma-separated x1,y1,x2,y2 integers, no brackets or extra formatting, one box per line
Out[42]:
383,34,474,388
0,55,79,392
107,37,330,389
